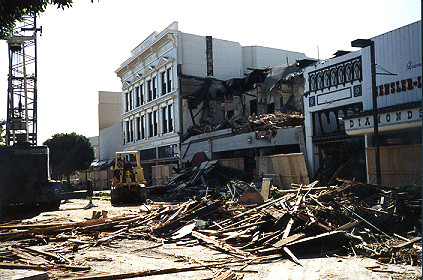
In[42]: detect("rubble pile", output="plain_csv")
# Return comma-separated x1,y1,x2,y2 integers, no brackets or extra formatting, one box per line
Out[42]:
248,111,304,131
0,179,421,279
147,160,253,202
182,111,304,141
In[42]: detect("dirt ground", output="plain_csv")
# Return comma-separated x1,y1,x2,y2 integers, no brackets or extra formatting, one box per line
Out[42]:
1,197,421,280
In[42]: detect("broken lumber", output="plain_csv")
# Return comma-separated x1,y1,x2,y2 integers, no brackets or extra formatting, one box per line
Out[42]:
154,200,222,236
392,237,422,250
192,231,254,258
71,264,219,280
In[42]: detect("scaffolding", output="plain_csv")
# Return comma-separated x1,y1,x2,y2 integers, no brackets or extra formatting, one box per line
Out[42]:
6,16,41,146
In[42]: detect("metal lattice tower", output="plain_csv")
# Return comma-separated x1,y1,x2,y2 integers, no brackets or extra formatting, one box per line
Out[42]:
6,16,41,146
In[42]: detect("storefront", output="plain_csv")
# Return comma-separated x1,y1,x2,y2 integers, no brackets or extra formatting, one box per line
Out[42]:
344,21,421,186
303,49,369,183
304,21,421,185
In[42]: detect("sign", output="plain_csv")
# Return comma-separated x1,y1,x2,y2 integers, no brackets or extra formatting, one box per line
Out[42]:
376,76,422,96
346,107,422,135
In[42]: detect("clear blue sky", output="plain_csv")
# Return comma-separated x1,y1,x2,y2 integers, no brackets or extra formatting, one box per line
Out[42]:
0,0,420,144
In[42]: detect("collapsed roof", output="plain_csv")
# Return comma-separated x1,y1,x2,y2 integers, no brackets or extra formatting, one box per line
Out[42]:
182,58,318,109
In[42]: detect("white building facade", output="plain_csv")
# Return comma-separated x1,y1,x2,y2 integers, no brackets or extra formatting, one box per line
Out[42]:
115,22,307,178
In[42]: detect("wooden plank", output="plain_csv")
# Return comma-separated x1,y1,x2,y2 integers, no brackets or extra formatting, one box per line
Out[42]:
283,247,302,266
272,233,306,248
286,231,346,247
261,178,271,200
212,269,237,280
0,262,49,271
22,247,69,264
276,186,333,194
71,264,215,280
392,237,422,250
0,268,48,280
154,201,223,236
192,231,254,258
219,158,244,171
270,153,309,187
367,144,422,186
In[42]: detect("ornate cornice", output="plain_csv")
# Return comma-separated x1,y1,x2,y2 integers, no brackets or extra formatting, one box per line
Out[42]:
115,29,178,78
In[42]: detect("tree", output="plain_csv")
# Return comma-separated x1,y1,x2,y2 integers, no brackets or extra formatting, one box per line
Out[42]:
0,0,76,39
43,132,95,184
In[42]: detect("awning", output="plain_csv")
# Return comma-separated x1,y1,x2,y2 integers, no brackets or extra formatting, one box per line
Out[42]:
91,158,115,168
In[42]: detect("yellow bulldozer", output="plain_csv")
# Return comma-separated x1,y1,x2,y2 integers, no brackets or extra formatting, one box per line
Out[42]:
111,151,147,204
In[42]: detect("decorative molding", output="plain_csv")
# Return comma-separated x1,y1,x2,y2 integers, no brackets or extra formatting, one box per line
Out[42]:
307,56,362,96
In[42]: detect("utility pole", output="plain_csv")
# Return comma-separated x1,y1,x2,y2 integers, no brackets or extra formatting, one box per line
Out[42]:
6,16,41,146
351,38,381,185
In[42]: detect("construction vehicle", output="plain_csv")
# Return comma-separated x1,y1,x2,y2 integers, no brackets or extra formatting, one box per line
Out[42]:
111,151,147,204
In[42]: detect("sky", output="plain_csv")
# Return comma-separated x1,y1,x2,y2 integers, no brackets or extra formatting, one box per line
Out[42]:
0,0,420,144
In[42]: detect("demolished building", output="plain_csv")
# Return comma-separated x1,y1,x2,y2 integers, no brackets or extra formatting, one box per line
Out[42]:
114,21,308,185
180,59,317,186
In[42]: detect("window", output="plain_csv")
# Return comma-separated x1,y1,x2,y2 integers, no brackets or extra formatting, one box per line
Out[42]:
161,72,166,95
168,104,173,132
167,68,172,92
147,80,152,102
130,119,134,142
136,117,141,140
140,148,156,161
158,144,178,159
125,121,130,143
125,92,129,112
148,112,153,138
152,77,157,100
140,84,144,104
135,87,140,107
153,110,158,136
129,90,133,110
141,115,145,139
162,106,168,134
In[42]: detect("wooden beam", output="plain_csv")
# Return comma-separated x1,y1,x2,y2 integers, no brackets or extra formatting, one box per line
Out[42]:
192,231,254,259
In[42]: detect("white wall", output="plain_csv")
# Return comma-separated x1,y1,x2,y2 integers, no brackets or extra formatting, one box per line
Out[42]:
371,21,421,109
212,39,243,79
99,122,123,159
242,46,308,72
180,32,207,77
181,33,253,80
99,91,122,131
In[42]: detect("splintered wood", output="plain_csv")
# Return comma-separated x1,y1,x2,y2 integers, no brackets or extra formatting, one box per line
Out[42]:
0,178,421,279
